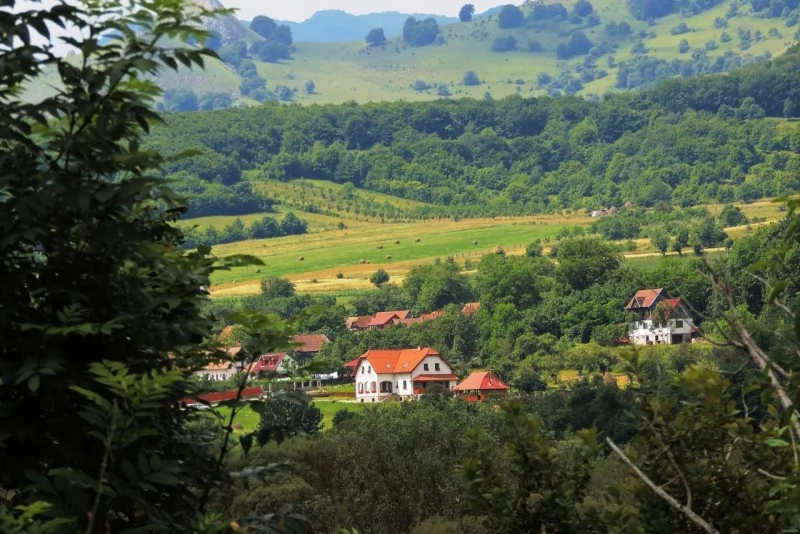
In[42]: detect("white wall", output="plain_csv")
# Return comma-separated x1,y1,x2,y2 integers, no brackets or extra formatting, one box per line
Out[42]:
629,318,695,345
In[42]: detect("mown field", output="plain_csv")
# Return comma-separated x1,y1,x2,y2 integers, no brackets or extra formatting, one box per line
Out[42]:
213,398,371,433
192,191,784,297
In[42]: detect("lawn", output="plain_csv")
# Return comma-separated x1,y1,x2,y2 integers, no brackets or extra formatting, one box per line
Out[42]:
211,398,374,433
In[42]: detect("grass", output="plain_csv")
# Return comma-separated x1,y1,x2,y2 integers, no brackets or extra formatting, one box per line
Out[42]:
196,187,785,296
212,398,377,433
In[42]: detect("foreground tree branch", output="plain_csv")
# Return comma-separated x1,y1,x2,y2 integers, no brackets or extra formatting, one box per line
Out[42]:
606,437,719,534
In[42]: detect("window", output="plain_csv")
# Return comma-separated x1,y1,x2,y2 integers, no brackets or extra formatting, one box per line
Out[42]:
371,381,377,393
403,380,407,390
676,320,684,328
358,383,363,394
434,363,440,371
368,366,371,373
423,363,429,371
361,366,364,374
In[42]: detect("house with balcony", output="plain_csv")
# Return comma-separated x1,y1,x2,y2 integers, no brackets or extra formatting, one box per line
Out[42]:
346,347,458,402
626,288,697,345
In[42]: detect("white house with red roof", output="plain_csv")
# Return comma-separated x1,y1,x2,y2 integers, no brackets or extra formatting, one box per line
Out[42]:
626,288,697,345
346,347,458,402
245,352,297,376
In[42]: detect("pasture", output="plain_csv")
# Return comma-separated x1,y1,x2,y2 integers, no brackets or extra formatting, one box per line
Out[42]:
196,193,784,297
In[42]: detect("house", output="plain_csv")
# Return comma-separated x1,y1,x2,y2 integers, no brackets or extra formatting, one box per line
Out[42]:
195,361,237,382
181,386,263,408
245,352,297,376
366,310,411,330
625,288,697,345
455,370,510,402
346,315,372,331
349,347,458,402
292,333,330,363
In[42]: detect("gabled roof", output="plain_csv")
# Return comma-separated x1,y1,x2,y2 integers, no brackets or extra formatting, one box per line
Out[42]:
346,316,372,329
202,361,233,372
245,352,288,374
367,310,410,327
462,302,481,315
626,289,664,310
293,334,330,353
456,371,510,392
357,347,440,374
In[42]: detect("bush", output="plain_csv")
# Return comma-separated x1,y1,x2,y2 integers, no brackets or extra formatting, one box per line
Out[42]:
498,4,525,28
491,35,517,52
463,70,481,85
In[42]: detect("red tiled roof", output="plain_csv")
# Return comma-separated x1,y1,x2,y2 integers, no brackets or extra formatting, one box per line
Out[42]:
245,352,287,374
456,371,510,392
462,302,480,315
346,316,372,329
343,357,361,368
419,310,443,321
181,386,262,405
357,347,440,374
367,311,404,327
202,361,233,372
414,374,459,381
626,289,663,310
293,334,329,353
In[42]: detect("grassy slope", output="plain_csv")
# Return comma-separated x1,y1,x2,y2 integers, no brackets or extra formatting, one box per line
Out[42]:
191,181,784,296
252,0,796,104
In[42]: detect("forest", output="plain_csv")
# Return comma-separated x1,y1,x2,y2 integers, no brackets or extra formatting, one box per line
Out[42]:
148,46,800,221
4,1,800,533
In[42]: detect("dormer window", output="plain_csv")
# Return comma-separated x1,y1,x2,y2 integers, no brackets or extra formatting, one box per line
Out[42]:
434,363,440,371
423,363,429,371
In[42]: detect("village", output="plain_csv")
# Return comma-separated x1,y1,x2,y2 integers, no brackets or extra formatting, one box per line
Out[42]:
186,287,698,407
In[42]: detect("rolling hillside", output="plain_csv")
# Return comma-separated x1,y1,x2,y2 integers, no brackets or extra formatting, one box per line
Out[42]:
160,0,799,104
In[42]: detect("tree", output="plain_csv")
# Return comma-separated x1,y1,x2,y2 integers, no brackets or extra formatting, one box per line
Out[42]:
257,396,323,439
0,0,300,530
261,275,297,299
526,240,543,258
163,88,198,111
251,15,278,39
304,80,316,94
498,4,525,28
280,212,308,235
403,17,441,46
784,98,796,119
463,70,481,85
651,230,670,254
459,4,476,22
365,27,387,46
555,237,621,291
573,0,594,17
249,216,282,239
370,268,390,287
678,39,690,53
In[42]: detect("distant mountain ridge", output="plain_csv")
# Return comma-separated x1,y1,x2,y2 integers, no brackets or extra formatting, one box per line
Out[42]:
242,9,470,43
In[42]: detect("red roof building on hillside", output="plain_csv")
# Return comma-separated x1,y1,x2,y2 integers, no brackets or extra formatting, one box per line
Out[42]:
352,347,458,401
367,310,410,329
346,315,373,331
292,333,330,362
245,352,296,375
456,370,510,402
626,288,697,345
462,302,480,315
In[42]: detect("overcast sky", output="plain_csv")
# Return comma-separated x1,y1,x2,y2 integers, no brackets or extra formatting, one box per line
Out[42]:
224,1,502,22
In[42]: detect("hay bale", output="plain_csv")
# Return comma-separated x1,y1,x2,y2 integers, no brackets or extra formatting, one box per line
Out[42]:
376,245,383,250
385,255,392,259
359,259,367,264
472,240,478,245
395,240,400,244
255,268,261,273
298,256,304,261
415,238,421,242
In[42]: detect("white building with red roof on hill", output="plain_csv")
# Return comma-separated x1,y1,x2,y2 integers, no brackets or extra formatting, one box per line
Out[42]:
455,370,510,402
625,288,697,345
345,347,458,402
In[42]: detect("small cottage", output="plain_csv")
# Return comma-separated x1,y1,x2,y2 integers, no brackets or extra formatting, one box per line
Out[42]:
455,370,510,402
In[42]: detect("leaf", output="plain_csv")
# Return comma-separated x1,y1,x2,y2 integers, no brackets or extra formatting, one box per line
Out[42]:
765,438,790,448
27,374,40,392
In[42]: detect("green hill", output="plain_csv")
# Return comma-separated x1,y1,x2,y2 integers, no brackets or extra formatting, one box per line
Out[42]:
168,0,797,104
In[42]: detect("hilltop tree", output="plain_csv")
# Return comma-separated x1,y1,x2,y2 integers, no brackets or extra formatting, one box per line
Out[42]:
305,80,316,94
651,229,670,255
626,0,677,20
459,4,476,22
498,4,525,28
251,15,278,38
366,27,387,46
261,275,297,299
403,17,441,46
463,70,482,85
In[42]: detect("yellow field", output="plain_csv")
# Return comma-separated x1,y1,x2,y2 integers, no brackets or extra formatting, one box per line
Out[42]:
202,197,785,297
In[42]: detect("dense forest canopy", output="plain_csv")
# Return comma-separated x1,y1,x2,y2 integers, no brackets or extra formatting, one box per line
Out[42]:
148,46,800,219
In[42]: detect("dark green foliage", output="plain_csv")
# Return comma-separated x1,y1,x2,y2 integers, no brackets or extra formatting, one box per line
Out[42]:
556,31,594,59
627,0,677,20
555,237,621,291
404,258,473,313
498,4,525,28
718,204,748,227
365,27,387,46
459,4,476,22
403,16,440,46
462,70,481,85
572,0,594,17
260,275,296,299
258,396,323,438
199,91,232,110
163,88,198,111
250,15,278,39
530,2,568,21
491,35,518,52
369,268,390,287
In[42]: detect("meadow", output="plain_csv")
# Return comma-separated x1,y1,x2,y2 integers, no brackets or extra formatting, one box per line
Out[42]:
213,398,372,433
190,186,784,297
